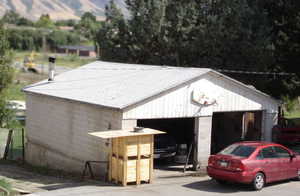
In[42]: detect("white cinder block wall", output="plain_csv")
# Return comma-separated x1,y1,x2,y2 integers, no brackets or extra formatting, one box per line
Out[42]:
25,93,122,176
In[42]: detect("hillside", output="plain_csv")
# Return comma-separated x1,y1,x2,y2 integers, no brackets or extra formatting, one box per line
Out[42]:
0,0,126,21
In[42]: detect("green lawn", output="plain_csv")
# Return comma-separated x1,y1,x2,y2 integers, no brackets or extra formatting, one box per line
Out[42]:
5,83,26,101
13,51,96,68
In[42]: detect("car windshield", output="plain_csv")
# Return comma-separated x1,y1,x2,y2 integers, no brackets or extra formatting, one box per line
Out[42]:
219,144,256,158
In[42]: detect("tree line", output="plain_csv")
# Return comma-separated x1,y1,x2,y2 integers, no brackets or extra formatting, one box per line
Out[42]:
0,11,101,51
96,0,300,98
6,28,82,51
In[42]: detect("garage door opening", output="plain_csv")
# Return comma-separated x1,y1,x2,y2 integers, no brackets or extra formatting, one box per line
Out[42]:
137,118,194,173
211,111,262,154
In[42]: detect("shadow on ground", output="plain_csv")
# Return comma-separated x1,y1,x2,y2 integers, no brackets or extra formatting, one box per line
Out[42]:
183,179,253,193
183,178,296,193
0,161,116,193
153,159,200,180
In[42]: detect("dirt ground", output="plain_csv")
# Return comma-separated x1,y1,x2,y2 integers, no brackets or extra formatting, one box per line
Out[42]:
0,160,198,195
0,161,104,194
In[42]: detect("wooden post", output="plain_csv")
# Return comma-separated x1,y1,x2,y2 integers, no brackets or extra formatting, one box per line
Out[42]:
3,130,13,160
115,138,119,184
108,139,112,182
149,135,154,183
136,136,141,185
10,137,13,160
22,128,25,163
122,137,127,186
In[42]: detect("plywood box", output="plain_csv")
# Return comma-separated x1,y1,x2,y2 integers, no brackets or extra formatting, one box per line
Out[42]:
89,128,164,186
111,135,153,185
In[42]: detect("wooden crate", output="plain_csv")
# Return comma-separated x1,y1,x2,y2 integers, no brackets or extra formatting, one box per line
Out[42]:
110,135,154,186
88,128,164,186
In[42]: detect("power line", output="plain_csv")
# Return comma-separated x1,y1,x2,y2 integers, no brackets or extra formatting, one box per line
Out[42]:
216,69,296,76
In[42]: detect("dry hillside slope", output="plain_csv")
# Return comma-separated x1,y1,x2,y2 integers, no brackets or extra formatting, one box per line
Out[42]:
0,0,126,20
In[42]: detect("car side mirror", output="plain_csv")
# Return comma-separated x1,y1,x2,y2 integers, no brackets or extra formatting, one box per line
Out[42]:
290,153,296,159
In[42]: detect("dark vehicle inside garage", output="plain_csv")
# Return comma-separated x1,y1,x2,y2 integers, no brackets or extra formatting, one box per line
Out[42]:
137,118,194,168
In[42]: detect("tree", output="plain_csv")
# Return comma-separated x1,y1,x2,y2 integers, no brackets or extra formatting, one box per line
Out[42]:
75,12,101,56
1,11,34,26
198,0,273,69
0,22,15,127
97,0,128,61
16,17,34,26
1,11,21,25
35,14,55,29
97,0,300,98
264,0,300,98
75,12,100,40
55,19,77,27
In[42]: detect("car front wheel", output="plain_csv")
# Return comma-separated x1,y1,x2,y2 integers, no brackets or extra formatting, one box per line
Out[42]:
297,169,300,181
253,172,265,191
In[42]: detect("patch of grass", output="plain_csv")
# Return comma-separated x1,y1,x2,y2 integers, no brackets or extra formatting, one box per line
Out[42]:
285,110,300,118
283,97,300,118
5,83,26,101
6,71,48,101
55,54,95,68
13,50,96,68
0,179,11,195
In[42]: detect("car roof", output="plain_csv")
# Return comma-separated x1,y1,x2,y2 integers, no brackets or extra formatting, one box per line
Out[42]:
234,141,275,147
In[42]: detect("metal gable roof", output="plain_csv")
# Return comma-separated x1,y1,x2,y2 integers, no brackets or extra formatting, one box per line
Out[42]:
23,61,211,109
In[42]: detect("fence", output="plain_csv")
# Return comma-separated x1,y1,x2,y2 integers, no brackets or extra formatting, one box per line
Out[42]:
2,128,25,161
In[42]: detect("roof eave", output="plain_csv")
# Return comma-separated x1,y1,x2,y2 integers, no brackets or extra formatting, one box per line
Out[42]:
208,70,281,105
23,90,123,111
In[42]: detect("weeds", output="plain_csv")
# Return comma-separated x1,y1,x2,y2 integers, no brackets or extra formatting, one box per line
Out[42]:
0,179,11,196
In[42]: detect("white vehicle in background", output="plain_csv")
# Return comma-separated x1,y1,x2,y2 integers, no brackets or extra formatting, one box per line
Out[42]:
7,100,26,124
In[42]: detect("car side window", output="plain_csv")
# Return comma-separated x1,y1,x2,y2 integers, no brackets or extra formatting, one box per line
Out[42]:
261,147,277,158
256,151,264,160
274,146,290,158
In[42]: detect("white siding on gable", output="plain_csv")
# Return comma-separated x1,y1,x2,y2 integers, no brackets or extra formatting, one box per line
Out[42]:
123,73,279,119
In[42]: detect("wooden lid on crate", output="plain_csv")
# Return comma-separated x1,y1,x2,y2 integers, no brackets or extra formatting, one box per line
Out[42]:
89,128,165,139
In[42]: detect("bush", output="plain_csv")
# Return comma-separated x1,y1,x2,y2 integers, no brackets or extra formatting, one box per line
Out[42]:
0,179,11,196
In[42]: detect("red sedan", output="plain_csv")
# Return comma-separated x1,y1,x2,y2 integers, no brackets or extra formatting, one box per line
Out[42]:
207,141,300,190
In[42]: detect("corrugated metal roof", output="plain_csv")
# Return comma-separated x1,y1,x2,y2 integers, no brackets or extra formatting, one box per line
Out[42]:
23,61,211,109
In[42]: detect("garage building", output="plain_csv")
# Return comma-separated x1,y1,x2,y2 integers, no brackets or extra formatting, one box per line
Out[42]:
23,61,280,176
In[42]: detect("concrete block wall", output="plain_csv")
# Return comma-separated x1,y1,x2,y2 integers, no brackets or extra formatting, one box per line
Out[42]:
25,93,122,176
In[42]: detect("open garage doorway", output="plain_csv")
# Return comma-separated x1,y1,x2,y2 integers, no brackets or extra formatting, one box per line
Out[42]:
137,118,195,175
211,111,262,154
